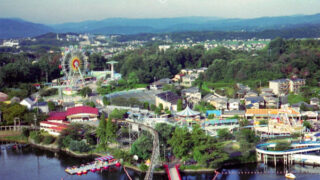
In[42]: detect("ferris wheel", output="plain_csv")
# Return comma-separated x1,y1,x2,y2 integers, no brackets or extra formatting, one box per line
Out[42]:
59,46,88,89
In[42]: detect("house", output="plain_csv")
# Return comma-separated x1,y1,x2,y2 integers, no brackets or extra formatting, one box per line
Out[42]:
181,87,201,105
244,91,259,98
0,92,8,102
245,96,265,109
20,98,36,110
280,96,289,108
209,97,228,110
261,88,274,94
291,102,314,111
150,78,172,90
155,92,181,111
263,96,279,108
66,106,99,122
32,102,49,113
172,74,185,82
228,99,240,110
310,98,320,106
181,74,198,87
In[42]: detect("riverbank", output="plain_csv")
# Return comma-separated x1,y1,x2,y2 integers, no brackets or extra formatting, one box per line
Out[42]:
0,133,217,174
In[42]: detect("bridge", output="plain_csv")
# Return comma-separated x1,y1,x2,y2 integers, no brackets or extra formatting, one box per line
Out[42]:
164,164,182,180
256,141,320,166
0,125,39,131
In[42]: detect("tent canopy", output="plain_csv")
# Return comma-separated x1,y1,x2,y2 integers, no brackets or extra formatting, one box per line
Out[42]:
176,106,200,117
95,155,114,161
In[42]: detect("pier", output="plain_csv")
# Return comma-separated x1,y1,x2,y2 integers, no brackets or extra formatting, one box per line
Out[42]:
65,156,120,175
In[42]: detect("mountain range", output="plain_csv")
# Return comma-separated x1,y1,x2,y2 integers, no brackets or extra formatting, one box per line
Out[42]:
1,14,320,39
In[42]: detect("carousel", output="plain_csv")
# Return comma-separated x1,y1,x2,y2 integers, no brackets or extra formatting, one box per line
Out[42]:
175,106,201,126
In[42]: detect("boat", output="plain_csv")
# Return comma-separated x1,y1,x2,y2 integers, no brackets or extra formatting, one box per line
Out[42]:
285,172,296,179
103,166,109,170
90,168,97,172
82,170,88,175
76,171,83,176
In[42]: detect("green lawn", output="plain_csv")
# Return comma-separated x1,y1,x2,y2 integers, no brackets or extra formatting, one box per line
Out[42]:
288,93,306,105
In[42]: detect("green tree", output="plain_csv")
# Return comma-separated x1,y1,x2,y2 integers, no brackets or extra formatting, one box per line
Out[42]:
177,99,183,111
109,109,127,120
85,101,96,108
217,128,233,140
79,87,92,97
97,113,107,147
48,101,56,111
143,102,149,110
303,120,312,130
131,133,153,160
168,127,191,158
3,104,27,125
102,97,110,106
105,118,116,143
127,72,139,87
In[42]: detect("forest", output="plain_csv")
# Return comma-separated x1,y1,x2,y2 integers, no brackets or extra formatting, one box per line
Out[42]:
112,38,320,88
1,38,320,99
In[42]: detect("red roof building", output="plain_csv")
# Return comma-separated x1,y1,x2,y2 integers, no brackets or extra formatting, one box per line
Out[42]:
66,106,99,122
47,111,67,121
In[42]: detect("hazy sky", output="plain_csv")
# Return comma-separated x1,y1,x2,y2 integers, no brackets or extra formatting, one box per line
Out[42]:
1,0,320,24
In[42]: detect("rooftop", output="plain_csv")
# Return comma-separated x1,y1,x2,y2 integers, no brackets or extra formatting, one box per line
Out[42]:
246,108,300,115
66,106,99,116
156,91,180,105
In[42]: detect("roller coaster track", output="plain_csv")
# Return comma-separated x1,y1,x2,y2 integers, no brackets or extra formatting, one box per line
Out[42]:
118,120,160,180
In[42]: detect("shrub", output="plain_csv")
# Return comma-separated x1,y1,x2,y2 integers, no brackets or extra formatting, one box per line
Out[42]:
43,135,55,144
139,164,148,171
22,128,30,137
69,140,90,153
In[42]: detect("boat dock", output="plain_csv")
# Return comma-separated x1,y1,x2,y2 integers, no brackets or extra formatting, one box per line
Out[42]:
65,155,120,175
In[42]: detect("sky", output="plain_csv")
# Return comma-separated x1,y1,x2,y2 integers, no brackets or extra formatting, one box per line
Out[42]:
1,0,320,24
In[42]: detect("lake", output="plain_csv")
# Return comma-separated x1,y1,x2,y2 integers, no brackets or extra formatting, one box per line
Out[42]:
1,143,320,180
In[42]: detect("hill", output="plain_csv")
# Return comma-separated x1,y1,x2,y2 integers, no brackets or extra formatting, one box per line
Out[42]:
0,18,53,39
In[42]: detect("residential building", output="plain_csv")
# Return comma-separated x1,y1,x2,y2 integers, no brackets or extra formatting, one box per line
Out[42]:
20,98,35,110
228,99,240,110
289,78,306,94
155,92,181,111
32,102,49,113
150,78,172,90
245,96,265,109
181,74,198,87
181,87,201,105
310,97,320,106
263,96,279,108
209,97,228,110
269,78,306,96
